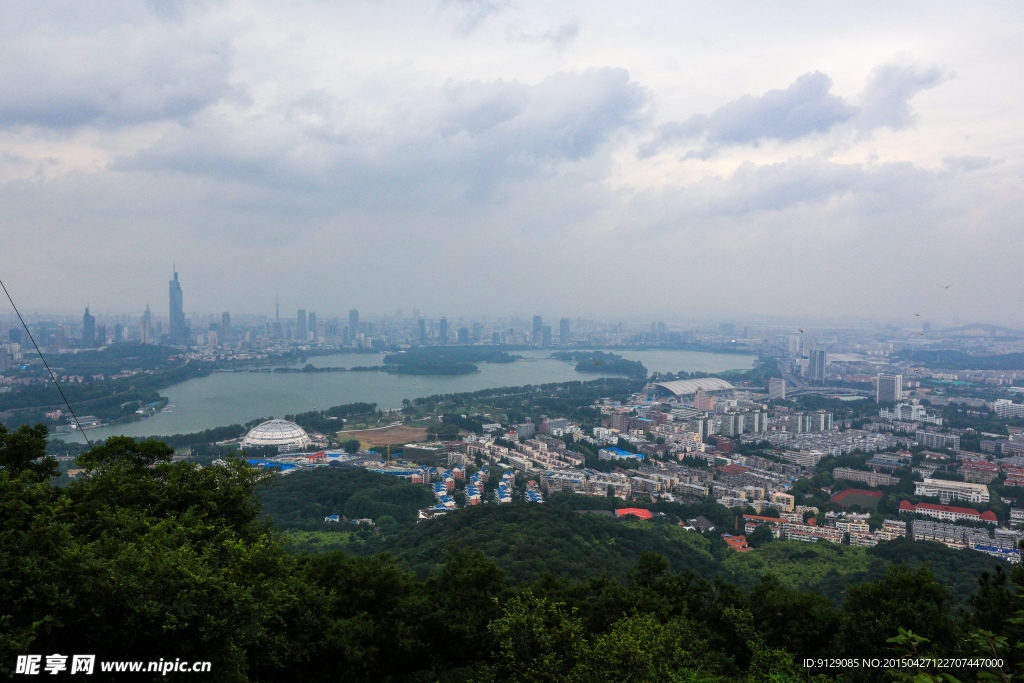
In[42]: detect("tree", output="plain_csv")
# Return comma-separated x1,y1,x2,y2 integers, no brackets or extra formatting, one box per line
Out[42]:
0,423,56,481
833,565,959,681
748,575,837,659
74,435,174,471
343,438,361,454
745,523,774,549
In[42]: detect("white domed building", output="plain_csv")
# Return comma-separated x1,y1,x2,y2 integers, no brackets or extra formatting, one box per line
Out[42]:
242,419,312,453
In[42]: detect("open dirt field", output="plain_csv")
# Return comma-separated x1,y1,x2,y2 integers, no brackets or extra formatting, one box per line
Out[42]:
338,424,429,447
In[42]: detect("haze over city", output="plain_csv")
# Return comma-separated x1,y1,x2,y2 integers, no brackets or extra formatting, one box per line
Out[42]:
1,1,1022,326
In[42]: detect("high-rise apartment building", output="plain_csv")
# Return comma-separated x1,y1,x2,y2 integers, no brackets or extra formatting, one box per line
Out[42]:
308,312,316,340
532,315,543,344
82,307,95,347
559,317,570,342
348,309,359,334
297,310,307,339
169,270,186,344
876,374,903,403
96,324,106,346
542,325,552,347
439,317,448,344
221,312,231,337
809,349,826,381
457,327,469,343
769,378,786,400
418,318,427,344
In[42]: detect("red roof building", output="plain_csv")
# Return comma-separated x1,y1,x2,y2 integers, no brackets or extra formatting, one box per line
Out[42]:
899,500,998,524
615,508,653,520
722,533,753,552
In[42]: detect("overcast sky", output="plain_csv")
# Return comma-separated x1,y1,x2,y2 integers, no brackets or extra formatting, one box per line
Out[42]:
2,0,1022,326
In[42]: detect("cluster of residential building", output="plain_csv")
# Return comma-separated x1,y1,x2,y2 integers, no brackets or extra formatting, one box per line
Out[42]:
910,519,1021,562
737,513,905,547
752,429,903,457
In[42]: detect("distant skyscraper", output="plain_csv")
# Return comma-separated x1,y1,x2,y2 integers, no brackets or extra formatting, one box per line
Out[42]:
769,378,787,401
439,317,448,344
532,315,542,344
457,327,469,343
418,318,427,344
809,349,827,381
96,324,106,346
297,310,307,339
559,317,570,342
877,374,903,403
492,332,501,344
542,325,552,346
221,312,231,336
472,322,482,341
141,305,152,344
113,322,123,343
788,335,801,356
349,309,359,334
82,307,95,347
308,312,317,339
169,270,186,344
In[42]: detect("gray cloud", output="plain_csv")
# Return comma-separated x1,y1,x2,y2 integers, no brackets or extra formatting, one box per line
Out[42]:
508,21,580,51
855,62,947,133
0,3,234,129
442,0,511,36
640,62,945,158
119,68,647,206
942,155,998,172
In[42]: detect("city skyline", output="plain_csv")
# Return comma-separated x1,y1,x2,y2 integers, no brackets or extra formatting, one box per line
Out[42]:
1,2,1023,325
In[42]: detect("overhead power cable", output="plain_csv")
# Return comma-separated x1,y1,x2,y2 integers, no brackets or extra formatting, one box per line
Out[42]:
0,277,93,448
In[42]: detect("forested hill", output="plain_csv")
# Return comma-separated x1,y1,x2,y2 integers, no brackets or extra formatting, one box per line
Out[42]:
354,503,726,582
346,502,1004,605
257,469,1007,605
258,468,434,527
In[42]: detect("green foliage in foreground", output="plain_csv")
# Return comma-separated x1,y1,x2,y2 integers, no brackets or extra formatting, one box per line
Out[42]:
4,424,1024,682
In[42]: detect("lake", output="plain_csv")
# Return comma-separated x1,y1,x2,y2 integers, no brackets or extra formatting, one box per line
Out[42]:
56,348,755,442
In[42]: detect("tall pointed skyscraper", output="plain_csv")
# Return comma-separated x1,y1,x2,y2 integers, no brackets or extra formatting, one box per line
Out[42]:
82,307,96,347
169,269,186,345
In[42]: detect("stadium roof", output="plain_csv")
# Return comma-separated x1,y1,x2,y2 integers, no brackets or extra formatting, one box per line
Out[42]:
650,378,735,396
242,419,312,449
